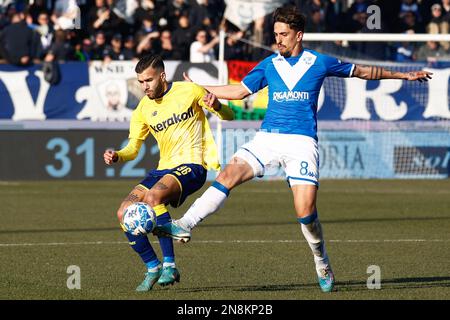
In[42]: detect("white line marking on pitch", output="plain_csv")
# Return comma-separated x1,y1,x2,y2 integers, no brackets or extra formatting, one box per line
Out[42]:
0,239,448,247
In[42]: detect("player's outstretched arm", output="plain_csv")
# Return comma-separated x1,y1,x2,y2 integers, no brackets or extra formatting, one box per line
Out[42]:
183,72,250,100
353,65,433,82
104,139,143,164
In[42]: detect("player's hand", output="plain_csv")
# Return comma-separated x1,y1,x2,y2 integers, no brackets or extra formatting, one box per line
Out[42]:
183,72,193,82
104,149,118,165
203,92,220,110
406,71,433,82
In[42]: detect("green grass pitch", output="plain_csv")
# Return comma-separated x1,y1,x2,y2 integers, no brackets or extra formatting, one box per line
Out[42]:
0,180,449,300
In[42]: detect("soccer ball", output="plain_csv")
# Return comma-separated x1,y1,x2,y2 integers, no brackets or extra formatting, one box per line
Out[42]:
122,202,156,236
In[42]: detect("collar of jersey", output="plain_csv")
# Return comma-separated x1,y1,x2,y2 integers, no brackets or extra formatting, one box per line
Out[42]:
162,82,173,97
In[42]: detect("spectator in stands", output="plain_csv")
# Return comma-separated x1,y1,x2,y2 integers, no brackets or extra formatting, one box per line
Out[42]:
73,37,92,61
172,14,194,60
90,30,108,60
414,40,448,63
135,27,160,57
88,0,107,33
393,30,416,62
399,0,422,23
398,10,425,33
344,0,371,33
442,0,450,21
27,0,51,24
305,7,326,34
189,0,223,31
427,3,449,51
133,0,169,30
33,12,54,59
88,0,122,39
123,34,137,60
51,0,80,30
153,29,180,60
45,29,74,62
103,33,134,62
0,11,36,65
224,29,245,61
168,0,190,29
138,14,158,35
190,29,219,62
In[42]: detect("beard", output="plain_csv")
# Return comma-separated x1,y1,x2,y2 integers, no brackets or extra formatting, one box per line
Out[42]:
278,45,292,58
146,80,165,99
280,50,292,58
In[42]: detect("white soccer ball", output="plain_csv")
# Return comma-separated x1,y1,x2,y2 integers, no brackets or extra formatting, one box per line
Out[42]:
122,202,156,236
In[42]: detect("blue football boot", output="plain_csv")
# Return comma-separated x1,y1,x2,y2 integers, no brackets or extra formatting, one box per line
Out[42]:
153,220,191,243
318,266,335,292
157,266,181,286
135,268,162,292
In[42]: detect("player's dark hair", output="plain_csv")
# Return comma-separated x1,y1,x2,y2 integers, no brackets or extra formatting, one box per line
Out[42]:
135,54,165,73
273,6,306,32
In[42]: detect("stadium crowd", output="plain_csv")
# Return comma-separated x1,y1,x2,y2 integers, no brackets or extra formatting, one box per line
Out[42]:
1,0,450,66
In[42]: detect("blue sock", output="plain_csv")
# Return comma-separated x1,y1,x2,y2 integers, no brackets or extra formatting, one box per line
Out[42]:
297,210,318,225
156,212,175,264
124,232,160,268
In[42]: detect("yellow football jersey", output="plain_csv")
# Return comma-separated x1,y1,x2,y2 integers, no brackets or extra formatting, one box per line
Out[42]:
117,81,233,171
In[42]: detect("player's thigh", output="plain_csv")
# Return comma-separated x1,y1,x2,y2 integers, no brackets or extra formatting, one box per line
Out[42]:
291,184,318,218
281,135,319,218
117,185,147,221
283,135,319,187
144,174,182,207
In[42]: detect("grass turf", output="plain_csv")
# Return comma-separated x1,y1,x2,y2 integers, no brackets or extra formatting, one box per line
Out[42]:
0,180,449,300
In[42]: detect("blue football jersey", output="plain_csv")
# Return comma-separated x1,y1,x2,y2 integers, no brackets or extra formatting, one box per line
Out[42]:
242,49,355,140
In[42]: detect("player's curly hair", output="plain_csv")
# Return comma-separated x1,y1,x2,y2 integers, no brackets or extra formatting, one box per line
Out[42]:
135,54,165,73
273,6,306,32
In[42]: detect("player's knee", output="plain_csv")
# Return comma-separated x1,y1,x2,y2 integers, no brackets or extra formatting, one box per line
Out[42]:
143,190,163,207
117,207,125,222
296,203,316,218
117,201,131,222
217,162,247,188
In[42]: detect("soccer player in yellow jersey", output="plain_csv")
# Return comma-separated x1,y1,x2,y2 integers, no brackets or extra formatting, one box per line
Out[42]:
103,54,234,292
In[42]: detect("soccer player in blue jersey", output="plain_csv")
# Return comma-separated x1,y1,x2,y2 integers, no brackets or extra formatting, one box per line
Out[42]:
155,6,432,292
103,54,234,291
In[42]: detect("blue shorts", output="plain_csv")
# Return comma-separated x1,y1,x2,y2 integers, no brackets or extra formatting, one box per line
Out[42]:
138,163,207,208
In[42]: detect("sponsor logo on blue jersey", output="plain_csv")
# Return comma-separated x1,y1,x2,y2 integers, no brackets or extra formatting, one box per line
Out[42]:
273,91,310,102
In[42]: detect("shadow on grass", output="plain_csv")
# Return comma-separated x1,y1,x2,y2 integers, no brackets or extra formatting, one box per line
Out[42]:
173,276,450,293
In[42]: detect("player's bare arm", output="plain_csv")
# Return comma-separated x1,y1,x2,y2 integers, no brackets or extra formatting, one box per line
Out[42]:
353,65,433,82
183,72,250,100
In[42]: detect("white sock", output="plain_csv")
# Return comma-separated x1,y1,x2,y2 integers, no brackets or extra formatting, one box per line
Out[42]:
178,185,228,230
163,262,176,268
147,264,161,273
300,217,330,277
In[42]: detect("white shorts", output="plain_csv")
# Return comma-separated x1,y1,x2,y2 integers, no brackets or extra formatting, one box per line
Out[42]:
234,131,319,186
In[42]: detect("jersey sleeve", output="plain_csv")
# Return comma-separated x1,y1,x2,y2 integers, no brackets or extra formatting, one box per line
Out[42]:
128,103,150,140
116,138,143,162
322,54,355,78
241,57,270,94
